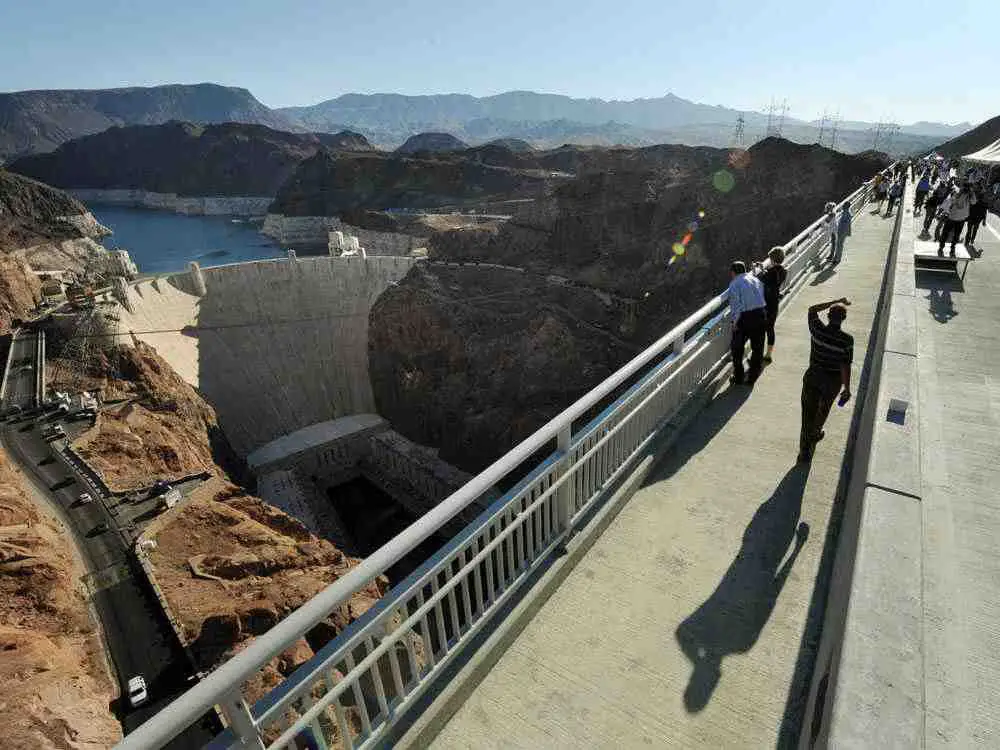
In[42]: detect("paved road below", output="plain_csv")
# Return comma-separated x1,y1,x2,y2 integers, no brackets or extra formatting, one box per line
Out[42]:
1,355,218,747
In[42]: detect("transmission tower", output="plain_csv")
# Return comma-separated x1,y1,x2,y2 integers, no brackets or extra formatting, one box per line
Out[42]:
775,99,789,138
817,110,829,146
765,99,778,138
829,111,841,150
733,114,745,147
870,121,885,152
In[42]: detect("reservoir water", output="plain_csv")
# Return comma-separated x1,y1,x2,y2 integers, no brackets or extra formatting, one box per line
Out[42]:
92,205,286,275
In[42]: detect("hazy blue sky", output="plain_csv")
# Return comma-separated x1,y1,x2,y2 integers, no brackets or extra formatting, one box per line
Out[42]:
1,0,994,124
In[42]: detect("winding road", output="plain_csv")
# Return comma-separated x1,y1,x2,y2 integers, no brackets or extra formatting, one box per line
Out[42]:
1,322,217,748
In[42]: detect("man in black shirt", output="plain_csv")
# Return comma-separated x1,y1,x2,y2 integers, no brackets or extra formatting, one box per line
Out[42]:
798,297,854,463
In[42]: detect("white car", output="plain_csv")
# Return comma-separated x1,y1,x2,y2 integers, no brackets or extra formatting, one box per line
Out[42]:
78,492,93,504
127,675,148,707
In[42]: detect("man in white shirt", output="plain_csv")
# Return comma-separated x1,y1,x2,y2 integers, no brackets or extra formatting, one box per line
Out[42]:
727,261,768,385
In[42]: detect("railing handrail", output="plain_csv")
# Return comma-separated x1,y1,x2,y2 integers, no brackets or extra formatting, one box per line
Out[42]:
117,169,886,750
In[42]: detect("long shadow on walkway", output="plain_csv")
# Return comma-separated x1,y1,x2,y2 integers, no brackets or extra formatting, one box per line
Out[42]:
675,464,811,713
641,381,752,487
916,271,964,324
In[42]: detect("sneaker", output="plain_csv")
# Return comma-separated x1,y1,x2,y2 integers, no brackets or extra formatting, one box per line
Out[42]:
937,249,943,257
763,354,773,364
815,430,825,442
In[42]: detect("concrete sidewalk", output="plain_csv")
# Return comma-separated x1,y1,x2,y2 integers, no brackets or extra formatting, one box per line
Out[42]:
911,199,1000,747
427,201,898,749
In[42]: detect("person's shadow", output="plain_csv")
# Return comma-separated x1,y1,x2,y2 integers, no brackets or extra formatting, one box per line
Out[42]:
675,464,810,712
928,288,957,323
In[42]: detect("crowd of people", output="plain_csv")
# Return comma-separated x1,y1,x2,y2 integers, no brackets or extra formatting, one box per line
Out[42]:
906,157,991,256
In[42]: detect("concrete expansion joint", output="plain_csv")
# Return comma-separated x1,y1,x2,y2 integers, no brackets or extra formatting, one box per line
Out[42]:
865,480,921,502
884,348,917,359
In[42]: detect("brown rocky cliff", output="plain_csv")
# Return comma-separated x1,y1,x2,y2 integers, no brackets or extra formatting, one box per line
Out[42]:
369,139,888,472
0,447,122,749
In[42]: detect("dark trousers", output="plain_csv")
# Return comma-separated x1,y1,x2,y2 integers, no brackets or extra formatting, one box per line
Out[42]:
939,218,965,251
799,367,842,455
764,301,779,346
914,190,928,211
886,196,899,214
922,208,937,233
731,308,767,383
966,218,983,243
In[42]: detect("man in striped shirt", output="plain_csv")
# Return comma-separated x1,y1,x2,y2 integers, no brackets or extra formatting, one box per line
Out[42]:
798,297,853,463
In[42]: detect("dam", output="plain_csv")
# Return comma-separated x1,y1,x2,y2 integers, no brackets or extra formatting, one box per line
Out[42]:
105,250,475,559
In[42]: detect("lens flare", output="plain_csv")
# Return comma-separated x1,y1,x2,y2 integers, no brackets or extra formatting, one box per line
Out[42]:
712,170,736,193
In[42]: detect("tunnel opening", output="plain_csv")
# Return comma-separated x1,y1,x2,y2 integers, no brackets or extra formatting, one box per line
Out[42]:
326,476,448,585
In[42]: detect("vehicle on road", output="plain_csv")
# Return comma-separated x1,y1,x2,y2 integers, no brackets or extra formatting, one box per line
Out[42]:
127,675,149,707
91,521,109,535
78,491,93,504
42,425,65,441
159,487,182,511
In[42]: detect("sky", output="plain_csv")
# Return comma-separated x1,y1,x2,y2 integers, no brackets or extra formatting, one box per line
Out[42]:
1,0,995,125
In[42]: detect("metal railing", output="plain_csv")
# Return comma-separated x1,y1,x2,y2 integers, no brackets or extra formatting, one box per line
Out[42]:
117,169,887,750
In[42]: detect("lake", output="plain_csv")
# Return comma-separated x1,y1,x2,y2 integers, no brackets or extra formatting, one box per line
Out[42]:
91,206,287,275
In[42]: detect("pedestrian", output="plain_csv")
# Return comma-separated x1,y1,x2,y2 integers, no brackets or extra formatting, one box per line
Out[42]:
886,179,903,216
922,181,948,239
824,201,838,251
727,261,768,386
939,182,974,257
873,179,887,212
832,203,852,264
798,297,853,463
753,246,787,363
964,187,987,247
914,172,931,214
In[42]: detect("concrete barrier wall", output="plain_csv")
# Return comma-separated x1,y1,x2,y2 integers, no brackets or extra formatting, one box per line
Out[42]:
114,255,416,457
71,189,272,217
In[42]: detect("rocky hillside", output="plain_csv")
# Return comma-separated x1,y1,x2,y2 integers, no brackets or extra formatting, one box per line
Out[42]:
395,132,469,154
147,477,385,697
0,83,294,162
10,122,374,198
0,448,121,749
934,114,1000,158
270,149,553,216
46,327,385,688
369,138,888,472
0,170,108,332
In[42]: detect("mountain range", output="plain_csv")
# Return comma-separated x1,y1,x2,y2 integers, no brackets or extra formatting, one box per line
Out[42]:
0,83,980,162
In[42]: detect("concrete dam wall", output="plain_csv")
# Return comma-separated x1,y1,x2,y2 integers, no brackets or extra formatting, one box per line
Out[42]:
112,255,416,456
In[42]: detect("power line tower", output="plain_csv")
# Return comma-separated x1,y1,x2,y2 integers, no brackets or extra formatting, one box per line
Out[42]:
733,114,745,147
775,99,789,138
764,99,778,138
870,121,885,152
817,110,829,146
830,111,841,150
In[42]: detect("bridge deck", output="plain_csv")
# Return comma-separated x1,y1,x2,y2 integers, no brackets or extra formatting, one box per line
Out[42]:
428,204,898,748
881,201,1000,746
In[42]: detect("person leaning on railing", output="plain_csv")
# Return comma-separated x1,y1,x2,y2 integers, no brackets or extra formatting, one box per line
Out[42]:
798,297,853,463
752,247,786,363
727,261,768,386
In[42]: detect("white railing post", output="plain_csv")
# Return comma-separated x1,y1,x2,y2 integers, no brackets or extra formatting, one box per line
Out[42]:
556,425,573,531
220,689,265,749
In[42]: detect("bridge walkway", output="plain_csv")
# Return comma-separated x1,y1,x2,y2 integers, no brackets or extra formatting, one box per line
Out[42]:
427,202,898,748
827,193,1000,747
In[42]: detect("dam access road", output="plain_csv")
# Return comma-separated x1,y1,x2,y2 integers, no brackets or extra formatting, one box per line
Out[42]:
0,323,218,748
